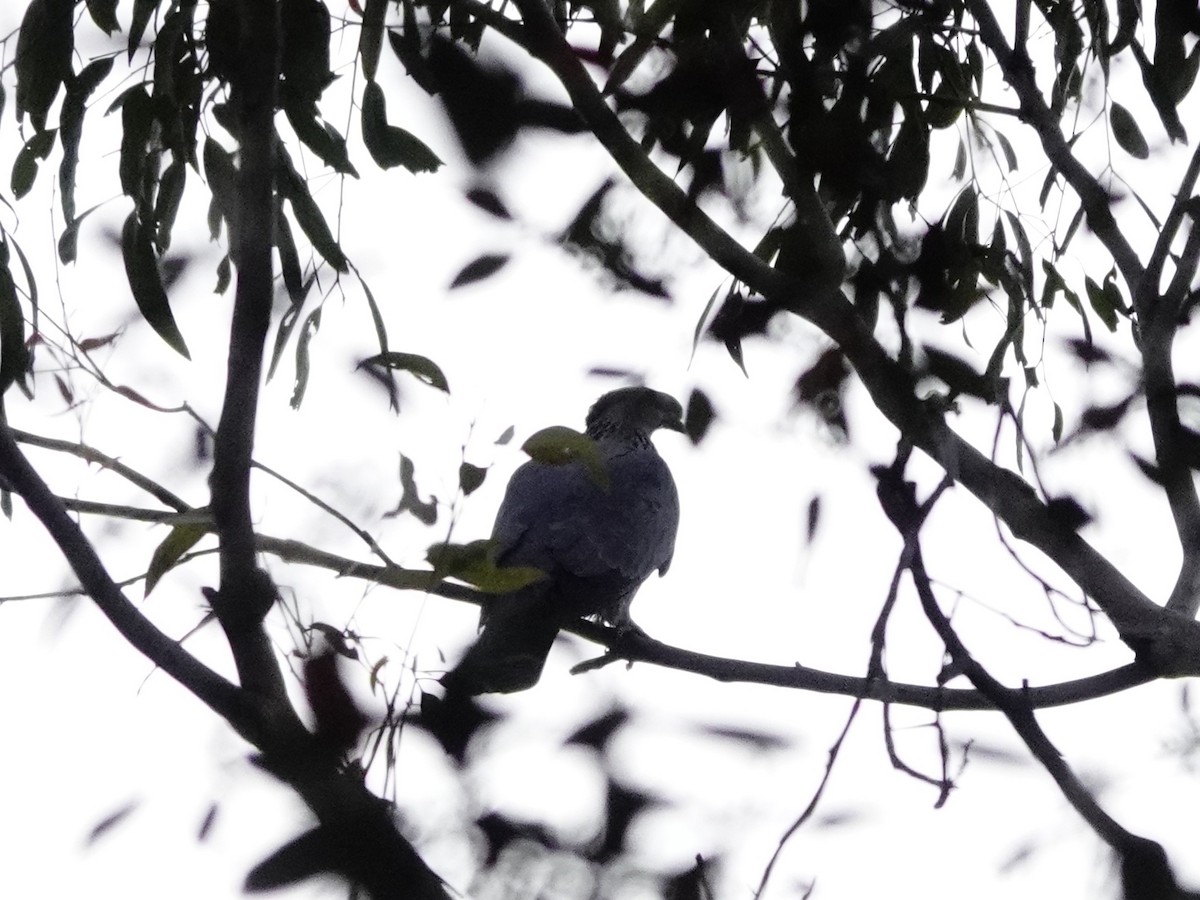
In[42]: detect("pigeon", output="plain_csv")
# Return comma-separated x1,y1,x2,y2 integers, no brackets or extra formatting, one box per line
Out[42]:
444,386,683,694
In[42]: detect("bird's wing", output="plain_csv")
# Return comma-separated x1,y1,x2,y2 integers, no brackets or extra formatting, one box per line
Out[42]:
492,450,679,583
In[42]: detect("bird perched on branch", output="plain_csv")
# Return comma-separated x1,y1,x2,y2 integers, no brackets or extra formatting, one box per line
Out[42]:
444,387,684,695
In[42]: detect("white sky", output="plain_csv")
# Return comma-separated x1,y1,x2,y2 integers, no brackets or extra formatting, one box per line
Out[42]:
1,3,1199,899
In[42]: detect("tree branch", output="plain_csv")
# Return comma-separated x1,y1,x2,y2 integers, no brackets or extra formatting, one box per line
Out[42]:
965,0,1144,290
504,0,1200,670
0,425,252,734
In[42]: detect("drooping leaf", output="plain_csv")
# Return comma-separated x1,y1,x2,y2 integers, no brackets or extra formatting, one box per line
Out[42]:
448,253,509,289
0,255,29,397
154,159,187,252
121,211,191,359
276,145,349,271
361,81,443,173
284,102,359,176
213,254,231,294
359,351,449,392
128,0,160,61
280,0,333,106
15,0,74,131
59,58,115,223
1110,102,1149,158
144,523,207,597
204,137,238,243
290,308,321,409
11,129,57,200
358,0,387,81
58,203,102,265
86,0,120,34
119,86,155,201
274,205,306,307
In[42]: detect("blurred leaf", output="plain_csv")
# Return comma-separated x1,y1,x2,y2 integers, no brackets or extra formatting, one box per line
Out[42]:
1046,496,1092,531
360,351,449,392
86,0,120,34
459,462,486,496
16,0,74,131
464,187,511,219
11,128,56,200
197,804,218,842
923,346,1004,404
565,709,628,749
121,211,191,359
805,496,821,546
1111,102,1149,158
245,828,332,892
144,523,206,597
496,425,514,445
361,82,443,173
87,801,140,845
449,253,509,289
684,388,715,445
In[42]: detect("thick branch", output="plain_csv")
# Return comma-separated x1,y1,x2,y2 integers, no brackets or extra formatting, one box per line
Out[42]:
208,0,290,701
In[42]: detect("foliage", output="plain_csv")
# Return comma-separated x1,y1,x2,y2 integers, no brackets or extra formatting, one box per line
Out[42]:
2,0,1200,898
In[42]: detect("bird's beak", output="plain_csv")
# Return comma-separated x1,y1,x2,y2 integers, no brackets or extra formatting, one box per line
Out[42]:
664,412,686,433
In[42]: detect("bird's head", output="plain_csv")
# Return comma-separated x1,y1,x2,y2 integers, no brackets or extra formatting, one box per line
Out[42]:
585,387,685,442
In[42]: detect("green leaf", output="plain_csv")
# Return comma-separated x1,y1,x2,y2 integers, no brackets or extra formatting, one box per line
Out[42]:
0,252,29,397
144,523,206,597
359,351,449,392
15,0,75,131
449,253,509,289
359,0,387,81
121,211,191,359
11,129,57,200
522,425,609,490
361,82,443,173
426,539,545,594
128,0,159,61
1110,102,1149,158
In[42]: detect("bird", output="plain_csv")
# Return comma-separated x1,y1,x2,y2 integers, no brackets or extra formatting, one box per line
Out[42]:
443,386,684,695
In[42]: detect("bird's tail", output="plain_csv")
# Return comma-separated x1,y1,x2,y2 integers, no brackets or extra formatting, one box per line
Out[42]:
442,590,560,695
